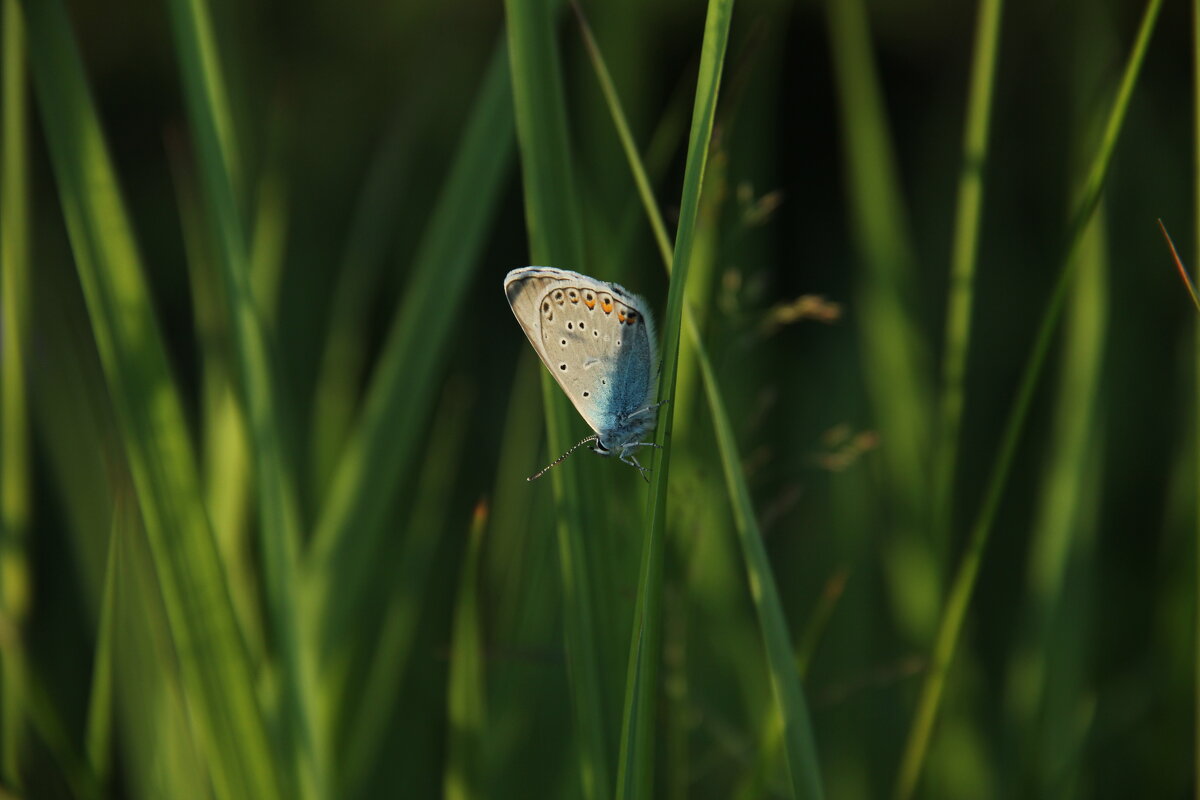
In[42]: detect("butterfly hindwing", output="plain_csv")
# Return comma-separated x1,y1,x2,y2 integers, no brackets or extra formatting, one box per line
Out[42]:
504,267,657,439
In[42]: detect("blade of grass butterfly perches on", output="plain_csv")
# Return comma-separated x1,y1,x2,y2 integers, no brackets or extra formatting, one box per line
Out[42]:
1158,219,1200,312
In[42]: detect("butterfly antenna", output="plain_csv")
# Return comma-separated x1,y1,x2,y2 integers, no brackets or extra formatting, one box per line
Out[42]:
527,434,599,482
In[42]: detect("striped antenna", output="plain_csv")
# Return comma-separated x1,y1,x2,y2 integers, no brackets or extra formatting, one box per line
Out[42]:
1158,219,1200,312
528,434,598,481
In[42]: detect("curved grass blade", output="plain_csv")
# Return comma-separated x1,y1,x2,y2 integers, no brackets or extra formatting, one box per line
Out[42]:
308,39,513,661
931,0,1005,546
0,0,30,784
504,0,615,796
575,5,823,796
893,1,1164,796
21,1,283,796
163,0,321,794
615,1,735,797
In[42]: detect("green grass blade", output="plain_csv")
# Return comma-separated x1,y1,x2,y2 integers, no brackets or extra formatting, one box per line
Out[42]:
616,1,735,797
696,344,825,800
444,500,490,800
83,518,119,786
1192,0,1200,791
931,0,1004,544
575,7,822,796
893,1,1164,796
0,0,30,785
112,491,208,800
823,0,932,544
309,117,417,501
503,0,612,796
340,382,474,794
165,134,265,661
21,1,283,796
308,39,513,658
163,0,320,794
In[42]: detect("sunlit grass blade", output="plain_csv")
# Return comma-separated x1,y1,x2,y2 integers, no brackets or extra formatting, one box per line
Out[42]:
932,0,1005,545
164,0,319,794
1158,219,1200,312
444,499,490,800
615,1,735,797
21,1,283,796
0,0,30,784
165,133,265,661
503,0,612,796
112,490,208,800
893,1,1164,796
308,39,513,661
340,382,474,795
575,6,822,796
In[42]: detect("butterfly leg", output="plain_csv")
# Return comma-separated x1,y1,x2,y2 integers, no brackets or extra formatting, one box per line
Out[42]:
627,401,668,421
619,442,663,482
621,451,652,482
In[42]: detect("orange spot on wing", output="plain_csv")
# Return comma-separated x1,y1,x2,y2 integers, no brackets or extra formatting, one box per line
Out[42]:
617,310,626,322
601,298,613,313
584,297,595,308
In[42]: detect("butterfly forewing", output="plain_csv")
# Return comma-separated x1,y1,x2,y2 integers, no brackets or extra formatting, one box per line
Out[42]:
504,267,657,439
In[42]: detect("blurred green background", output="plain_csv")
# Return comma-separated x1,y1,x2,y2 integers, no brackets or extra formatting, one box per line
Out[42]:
1,0,1198,797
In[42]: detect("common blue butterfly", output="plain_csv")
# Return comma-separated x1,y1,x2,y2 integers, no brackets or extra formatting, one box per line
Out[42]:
504,267,662,480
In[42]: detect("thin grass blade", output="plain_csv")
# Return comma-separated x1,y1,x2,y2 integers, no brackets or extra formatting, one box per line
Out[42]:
340,382,474,794
1192,0,1200,791
615,1,735,797
575,7,823,796
0,0,31,784
503,1,612,797
22,1,283,795
444,500,490,800
931,0,1005,544
893,1,1164,796
308,40,513,662
164,0,320,794
83,518,119,786
1158,220,1200,312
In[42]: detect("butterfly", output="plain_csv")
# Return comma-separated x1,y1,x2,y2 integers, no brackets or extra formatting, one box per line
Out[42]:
504,267,662,481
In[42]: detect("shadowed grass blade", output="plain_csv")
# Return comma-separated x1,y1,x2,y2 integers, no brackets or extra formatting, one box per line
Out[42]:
0,0,30,784
310,116,418,501
308,39,513,662
340,382,474,795
893,1,1164,796
1192,0,1200,789
575,6,823,796
503,0,611,797
164,0,320,794
616,1,735,797
823,0,932,549
22,1,283,796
